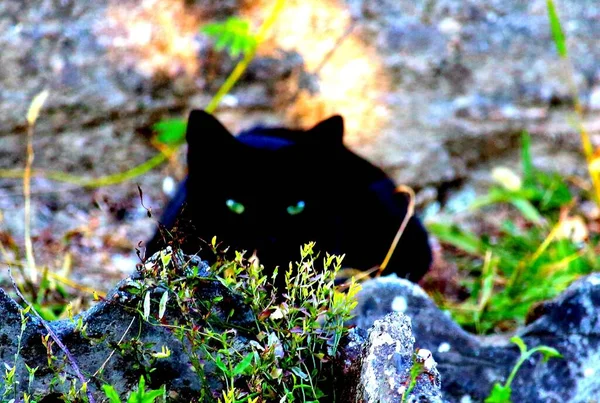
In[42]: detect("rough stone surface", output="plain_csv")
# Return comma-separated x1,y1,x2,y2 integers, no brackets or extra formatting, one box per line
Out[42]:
0,255,214,400
349,273,600,402
334,0,600,192
358,312,444,403
331,326,368,402
2,0,599,189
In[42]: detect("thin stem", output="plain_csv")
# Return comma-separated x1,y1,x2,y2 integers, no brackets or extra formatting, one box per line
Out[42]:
505,347,544,388
378,185,415,274
205,0,286,114
24,124,37,283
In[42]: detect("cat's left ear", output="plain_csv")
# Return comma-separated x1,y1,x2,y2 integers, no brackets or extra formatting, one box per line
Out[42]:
307,115,344,145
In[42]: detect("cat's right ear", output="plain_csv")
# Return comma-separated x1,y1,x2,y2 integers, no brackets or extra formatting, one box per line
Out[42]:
307,114,345,146
185,109,236,150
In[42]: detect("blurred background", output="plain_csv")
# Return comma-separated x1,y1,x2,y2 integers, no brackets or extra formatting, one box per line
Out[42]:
1,0,599,332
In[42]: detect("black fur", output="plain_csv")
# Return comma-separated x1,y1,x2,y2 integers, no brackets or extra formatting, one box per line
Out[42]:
146,110,432,282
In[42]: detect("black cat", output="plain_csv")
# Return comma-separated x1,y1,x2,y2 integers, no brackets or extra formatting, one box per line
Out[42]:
145,110,432,283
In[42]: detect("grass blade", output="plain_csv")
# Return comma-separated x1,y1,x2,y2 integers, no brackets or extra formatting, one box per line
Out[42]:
547,0,567,58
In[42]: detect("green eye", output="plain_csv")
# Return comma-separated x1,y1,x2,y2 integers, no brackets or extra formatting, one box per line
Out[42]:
226,199,245,214
287,200,305,216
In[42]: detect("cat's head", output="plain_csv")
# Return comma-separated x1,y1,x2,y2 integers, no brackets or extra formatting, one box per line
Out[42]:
181,110,349,269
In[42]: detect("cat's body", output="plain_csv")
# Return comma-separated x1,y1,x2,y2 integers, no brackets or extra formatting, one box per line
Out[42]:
145,110,432,283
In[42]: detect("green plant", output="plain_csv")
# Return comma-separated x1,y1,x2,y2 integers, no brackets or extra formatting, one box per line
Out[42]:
546,0,600,206
469,131,572,223
1,306,38,402
201,17,258,59
426,0,600,336
152,3,284,148
153,15,262,146
1,296,97,403
485,336,561,403
102,376,165,403
136,240,360,402
400,349,429,403
429,131,596,333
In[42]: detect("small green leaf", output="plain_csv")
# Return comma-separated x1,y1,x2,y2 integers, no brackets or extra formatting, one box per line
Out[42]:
130,376,147,403
229,32,243,58
201,22,221,36
33,303,58,321
158,291,169,320
160,249,172,269
102,384,122,403
520,131,534,183
138,387,165,403
215,33,230,52
510,198,543,225
143,291,151,320
232,353,253,376
510,336,527,355
485,382,512,403
152,119,187,145
214,355,228,374
546,0,567,58
535,346,563,362
200,17,257,58
427,222,483,255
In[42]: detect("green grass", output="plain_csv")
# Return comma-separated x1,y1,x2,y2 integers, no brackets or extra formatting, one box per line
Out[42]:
429,131,598,334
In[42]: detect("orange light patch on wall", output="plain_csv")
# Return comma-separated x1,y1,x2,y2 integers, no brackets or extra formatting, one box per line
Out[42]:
96,0,201,78
241,0,391,146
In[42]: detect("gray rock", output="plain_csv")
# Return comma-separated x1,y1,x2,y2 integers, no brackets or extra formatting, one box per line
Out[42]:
358,312,444,403
331,326,368,401
340,0,600,193
0,256,212,400
349,273,600,402
0,250,263,401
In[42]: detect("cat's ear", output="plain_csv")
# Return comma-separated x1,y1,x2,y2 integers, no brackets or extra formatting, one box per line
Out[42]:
185,109,236,149
307,115,345,145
